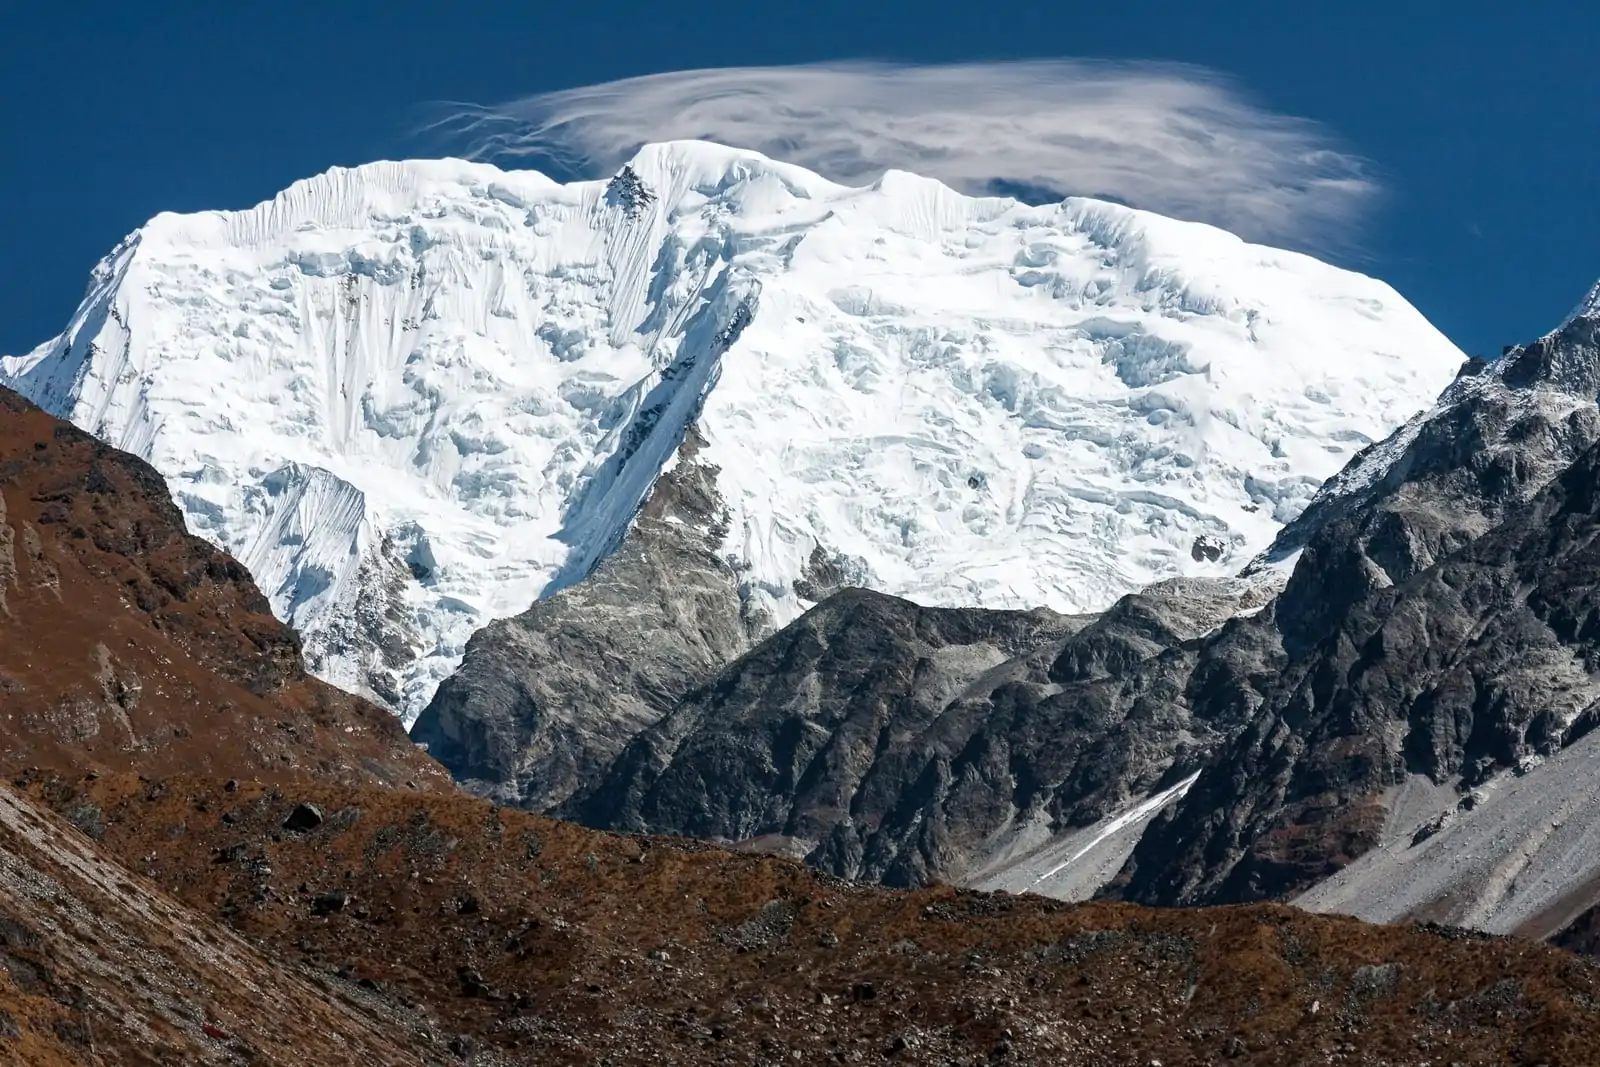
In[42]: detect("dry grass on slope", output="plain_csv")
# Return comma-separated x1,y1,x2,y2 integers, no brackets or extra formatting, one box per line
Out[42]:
0,387,446,791
23,769,1600,1067
0,781,438,1066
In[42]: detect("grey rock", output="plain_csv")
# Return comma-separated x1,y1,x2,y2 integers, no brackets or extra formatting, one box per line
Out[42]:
1114,299,1600,904
1350,962,1402,999
410,429,750,811
791,544,871,603
303,529,425,710
283,803,325,833
571,576,1272,888
62,803,105,842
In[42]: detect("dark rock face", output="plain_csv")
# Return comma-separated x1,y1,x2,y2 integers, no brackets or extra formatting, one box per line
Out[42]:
605,165,657,218
572,577,1272,887
1120,434,1600,904
1263,329,1600,662
572,589,1074,858
1113,303,1600,904
411,432,750,811
423,288,1600,908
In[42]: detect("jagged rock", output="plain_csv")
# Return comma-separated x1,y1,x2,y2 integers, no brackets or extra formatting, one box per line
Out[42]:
1113,298,1600,905
411,430,750,811
791,544,872,603
605,165,656,218
571,575,1276,889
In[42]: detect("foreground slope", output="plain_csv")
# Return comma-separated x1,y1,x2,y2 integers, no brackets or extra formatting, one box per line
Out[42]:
0,386,446,789
3,142,1464,717
0,783,435,1066
25,770,1600,1067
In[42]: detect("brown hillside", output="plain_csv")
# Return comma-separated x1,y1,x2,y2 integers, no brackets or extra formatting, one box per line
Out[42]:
23,769,1600,1067
0,387,446,790
0,779,440,1065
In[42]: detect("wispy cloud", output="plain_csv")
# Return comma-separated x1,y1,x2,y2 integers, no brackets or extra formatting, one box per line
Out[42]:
426,60,1378,254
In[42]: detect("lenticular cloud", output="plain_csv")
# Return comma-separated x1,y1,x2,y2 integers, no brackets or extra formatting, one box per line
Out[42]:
428,60,1377,252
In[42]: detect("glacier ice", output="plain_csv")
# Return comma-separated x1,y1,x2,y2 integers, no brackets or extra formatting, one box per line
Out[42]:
1,141,1467,721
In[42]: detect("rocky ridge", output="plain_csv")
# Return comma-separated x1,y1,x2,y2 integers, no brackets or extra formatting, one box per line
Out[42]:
570,578,1265,892
472,284,1600,933
0,386,447,790
1117,295,1600,906
411,428,751,811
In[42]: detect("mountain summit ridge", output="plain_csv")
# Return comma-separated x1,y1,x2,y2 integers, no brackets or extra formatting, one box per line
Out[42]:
2,140,1465,719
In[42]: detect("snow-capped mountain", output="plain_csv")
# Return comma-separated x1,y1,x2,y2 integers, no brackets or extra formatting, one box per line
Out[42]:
1,141,1466,720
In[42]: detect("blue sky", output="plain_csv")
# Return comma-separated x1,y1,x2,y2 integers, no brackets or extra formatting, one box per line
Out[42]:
1,2,1594,358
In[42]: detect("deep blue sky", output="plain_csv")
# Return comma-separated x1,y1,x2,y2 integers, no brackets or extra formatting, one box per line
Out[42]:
1,3,1595,358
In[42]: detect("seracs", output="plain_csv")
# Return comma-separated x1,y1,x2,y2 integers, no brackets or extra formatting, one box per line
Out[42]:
2,141,1464,720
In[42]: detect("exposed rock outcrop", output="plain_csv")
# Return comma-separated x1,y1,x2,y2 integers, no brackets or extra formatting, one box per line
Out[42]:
573,576,1274,891
411,429,750,810
1114,301,1600,905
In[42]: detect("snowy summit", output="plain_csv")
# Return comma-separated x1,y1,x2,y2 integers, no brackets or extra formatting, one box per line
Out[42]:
1,141,1466,720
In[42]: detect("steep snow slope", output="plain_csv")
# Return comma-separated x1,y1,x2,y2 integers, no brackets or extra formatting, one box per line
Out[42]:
1,142,1465,719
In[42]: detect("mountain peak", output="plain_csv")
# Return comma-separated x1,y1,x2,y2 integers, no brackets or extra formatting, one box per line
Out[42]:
1,145,1466,720
1562,277,1600,330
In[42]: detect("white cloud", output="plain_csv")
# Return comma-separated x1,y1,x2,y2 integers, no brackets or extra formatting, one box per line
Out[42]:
428,61,1377,252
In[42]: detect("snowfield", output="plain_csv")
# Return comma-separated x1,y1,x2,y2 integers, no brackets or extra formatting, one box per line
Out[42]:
1,141,1466,720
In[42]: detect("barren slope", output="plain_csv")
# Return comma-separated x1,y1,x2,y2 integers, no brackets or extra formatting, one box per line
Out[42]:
0,386,446,790
0,780,438,1066
19,769,1600,1067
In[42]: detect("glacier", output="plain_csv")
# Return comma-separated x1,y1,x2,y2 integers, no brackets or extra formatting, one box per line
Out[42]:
0,141,1467,721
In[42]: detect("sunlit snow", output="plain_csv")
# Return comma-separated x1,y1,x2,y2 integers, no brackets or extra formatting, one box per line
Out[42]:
1,141,1466,720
